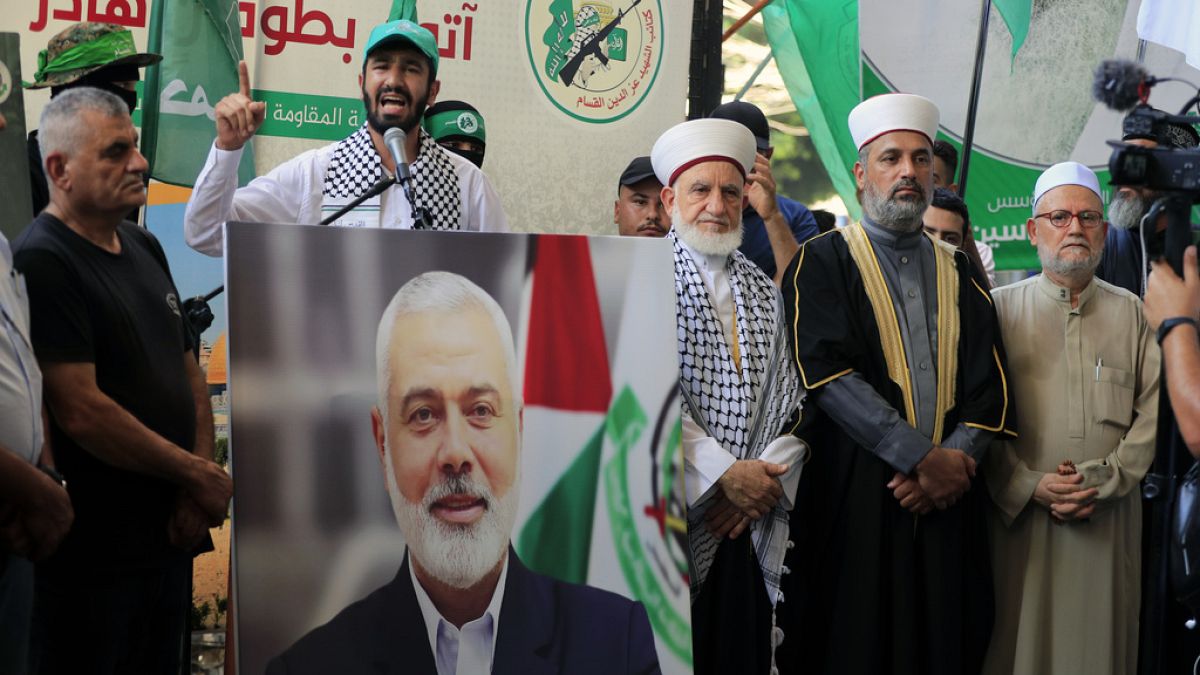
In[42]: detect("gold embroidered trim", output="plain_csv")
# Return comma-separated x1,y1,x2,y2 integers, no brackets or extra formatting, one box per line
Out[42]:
789,230,841,390
843,223,916,425
962,347,1012,433
931,237,959,444
971,277,993,306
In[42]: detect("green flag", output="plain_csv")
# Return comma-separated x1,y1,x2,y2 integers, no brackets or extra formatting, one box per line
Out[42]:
542,0,575,82
765,0,862,221
388,0,419,22
994,0,1033,63
141,0,254,187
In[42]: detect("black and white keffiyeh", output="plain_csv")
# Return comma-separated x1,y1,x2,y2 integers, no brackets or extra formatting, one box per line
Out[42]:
674,234,802,605
321,125,462,230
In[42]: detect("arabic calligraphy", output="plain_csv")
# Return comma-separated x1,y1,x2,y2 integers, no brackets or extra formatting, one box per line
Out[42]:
984,189,1110,214
159,79,216,120
270,101,347,129
420,4,478,62
977,224,1030,245
31,0,146,32
259,0,355,62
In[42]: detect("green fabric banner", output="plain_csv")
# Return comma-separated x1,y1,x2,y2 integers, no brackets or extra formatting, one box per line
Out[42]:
993,0,1033,62
764,0,862,222
141,0,255,187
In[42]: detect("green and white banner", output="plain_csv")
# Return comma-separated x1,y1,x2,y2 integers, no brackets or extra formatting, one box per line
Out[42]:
515,235,689,672
766,0,1200,271
10,0,693,235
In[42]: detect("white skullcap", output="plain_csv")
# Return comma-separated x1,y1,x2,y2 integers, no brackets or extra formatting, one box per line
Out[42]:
1033,161,1102,206
651,118,757,187
848,93,940,150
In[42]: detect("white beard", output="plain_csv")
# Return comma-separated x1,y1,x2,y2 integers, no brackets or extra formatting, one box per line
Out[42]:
672,203,743,256
384,451,519,590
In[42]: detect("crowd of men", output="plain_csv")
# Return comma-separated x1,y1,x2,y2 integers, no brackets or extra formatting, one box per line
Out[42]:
3,15,1200,675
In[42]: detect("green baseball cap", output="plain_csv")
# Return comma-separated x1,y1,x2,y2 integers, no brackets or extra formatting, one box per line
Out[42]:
362,20,439,76
423,100,485,144
24,22,160,89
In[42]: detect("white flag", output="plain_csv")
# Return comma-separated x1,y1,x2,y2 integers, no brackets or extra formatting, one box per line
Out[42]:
1138,0,1200,69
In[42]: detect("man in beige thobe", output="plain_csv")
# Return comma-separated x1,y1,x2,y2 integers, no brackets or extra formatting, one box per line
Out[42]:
984,162,1159,675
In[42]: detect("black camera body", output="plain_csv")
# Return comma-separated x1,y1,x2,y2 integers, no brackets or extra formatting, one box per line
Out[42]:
1107,140,1200,196
1108,104,1200,196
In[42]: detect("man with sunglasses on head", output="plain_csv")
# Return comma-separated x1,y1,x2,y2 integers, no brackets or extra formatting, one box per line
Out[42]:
184,20,508,257
983,161,1159,675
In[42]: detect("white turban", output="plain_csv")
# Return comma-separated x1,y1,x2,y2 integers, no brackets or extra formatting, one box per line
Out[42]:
1033,161,1102,206
651,118,757,187
848,93,940,150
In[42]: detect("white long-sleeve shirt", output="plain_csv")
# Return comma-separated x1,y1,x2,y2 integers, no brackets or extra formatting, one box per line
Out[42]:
184,141,509,257
678,241,804,509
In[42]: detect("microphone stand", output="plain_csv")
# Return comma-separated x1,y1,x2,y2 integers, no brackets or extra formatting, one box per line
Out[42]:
319,176,396,226
396,168,433,230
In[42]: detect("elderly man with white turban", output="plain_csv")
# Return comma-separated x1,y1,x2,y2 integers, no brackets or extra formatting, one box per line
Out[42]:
652,118,805,675
778,93,1014,675
981,162,1159,675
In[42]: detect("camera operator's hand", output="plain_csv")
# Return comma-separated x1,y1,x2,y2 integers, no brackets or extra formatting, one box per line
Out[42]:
1145,245,1200,330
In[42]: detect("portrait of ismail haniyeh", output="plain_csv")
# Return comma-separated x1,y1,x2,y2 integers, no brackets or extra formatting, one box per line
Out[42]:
266,271,661,675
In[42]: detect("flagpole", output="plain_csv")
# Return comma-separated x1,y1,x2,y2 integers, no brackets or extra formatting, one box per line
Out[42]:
957,0,994,199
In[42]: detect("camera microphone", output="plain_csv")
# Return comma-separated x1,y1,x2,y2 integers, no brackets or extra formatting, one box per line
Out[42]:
1093,59,1158,112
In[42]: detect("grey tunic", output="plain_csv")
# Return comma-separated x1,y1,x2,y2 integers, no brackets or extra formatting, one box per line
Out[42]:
816,218,992,474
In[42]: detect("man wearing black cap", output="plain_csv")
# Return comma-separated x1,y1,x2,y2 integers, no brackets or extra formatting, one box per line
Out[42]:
423,99,486,168
613,156,667,238
709,101,819,283
23,22,161,216
1098,107,1200,297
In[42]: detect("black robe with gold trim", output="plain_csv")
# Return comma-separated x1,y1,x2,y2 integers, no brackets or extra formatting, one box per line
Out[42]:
775,225,1015,675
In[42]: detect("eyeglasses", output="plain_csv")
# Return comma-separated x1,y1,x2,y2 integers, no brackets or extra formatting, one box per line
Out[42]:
1033,210,1105,229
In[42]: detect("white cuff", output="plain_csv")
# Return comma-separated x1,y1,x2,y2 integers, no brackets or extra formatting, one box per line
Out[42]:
682,416,737,507
760,436,808,510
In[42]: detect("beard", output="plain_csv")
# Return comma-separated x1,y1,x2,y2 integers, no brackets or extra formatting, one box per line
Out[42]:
861,177,930,233
1108,189,1154,231
384,454,519,590
671,203,742,256
362,83,430,136
1038,239,1102,281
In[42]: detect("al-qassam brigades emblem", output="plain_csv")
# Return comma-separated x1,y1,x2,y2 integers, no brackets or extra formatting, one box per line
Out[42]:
525,0,664,123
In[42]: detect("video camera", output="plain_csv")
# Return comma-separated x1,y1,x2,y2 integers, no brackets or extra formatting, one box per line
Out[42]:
1107,105,1200,193
1093,59,1200,272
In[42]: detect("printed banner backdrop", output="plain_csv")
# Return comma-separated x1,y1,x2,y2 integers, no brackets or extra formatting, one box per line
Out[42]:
767,0,1200,271
8,0,692,236
224,224,688,674
0,32,32,240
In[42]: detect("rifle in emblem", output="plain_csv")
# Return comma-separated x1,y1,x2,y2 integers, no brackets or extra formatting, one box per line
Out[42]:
559,0,642,88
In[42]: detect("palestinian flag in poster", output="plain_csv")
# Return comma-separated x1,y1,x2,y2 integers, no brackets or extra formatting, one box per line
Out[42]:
516,235,692,674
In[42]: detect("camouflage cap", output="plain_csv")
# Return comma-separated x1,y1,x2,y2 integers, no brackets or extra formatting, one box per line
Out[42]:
25,22,161,90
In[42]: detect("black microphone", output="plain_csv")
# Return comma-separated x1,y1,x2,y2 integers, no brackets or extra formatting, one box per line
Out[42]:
383,126,413,187
383,126,433,229
1093,59,1158,111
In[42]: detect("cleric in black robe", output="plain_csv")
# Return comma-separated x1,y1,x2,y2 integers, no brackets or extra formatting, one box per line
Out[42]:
775,93,1015,675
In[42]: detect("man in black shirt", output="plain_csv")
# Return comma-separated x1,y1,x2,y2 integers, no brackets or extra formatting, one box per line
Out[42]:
14,87,232,674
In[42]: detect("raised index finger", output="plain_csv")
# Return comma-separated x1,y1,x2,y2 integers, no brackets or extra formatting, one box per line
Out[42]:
238,60,252,97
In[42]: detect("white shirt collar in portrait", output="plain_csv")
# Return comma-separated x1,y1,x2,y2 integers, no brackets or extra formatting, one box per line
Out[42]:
410,551,509,675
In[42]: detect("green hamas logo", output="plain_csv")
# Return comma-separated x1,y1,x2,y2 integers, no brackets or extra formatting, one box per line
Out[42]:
0,60,11,104
603,386,691,666
524,0,665,123
456,112,479,134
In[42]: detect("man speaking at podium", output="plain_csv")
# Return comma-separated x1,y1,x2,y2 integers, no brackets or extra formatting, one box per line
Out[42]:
183,20,508,257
